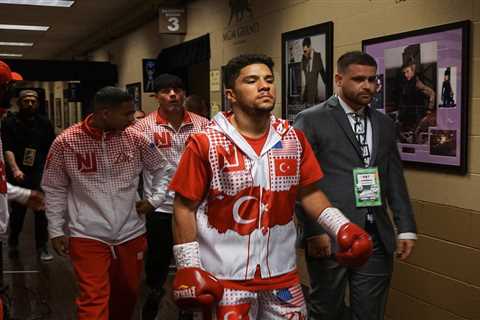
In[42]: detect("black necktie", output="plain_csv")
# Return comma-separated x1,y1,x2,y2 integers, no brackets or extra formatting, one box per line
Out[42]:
349,112,370,167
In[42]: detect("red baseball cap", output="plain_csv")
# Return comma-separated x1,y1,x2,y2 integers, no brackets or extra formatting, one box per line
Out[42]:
11,72,23,81
0,60,12,84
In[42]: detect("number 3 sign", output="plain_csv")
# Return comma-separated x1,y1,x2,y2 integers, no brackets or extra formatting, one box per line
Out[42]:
159,7,186,34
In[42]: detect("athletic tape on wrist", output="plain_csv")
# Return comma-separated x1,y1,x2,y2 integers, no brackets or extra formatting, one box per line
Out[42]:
317,207,350,236
173,241,201,269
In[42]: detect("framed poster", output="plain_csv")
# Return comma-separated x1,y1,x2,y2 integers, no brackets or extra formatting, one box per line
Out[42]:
142,59,158,93
126,82,142,111
363,20,470,174
281,22,333,122
54,98,62,128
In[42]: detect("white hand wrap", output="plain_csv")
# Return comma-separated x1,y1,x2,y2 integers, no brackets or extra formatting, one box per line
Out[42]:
317,207,350,236
173,241,201,269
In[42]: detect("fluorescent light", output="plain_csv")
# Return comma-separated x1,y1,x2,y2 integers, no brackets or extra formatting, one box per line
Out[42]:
0,24,49,31
0,41,34,46
0,53,23,57
0,0,74,7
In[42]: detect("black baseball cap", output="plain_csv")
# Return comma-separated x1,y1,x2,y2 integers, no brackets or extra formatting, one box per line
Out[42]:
154,73,184,92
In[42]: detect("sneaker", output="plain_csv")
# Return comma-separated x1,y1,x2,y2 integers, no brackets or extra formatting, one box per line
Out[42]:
142,288,164,320
39,247,54,261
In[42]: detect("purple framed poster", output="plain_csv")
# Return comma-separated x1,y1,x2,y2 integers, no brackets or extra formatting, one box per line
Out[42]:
363,20,470,174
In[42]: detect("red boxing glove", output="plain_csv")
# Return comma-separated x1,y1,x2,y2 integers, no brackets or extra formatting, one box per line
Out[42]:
335,223,373,267
172,267,224,311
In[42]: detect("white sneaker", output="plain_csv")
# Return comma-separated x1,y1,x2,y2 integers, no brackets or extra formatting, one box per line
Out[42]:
39,247,54,261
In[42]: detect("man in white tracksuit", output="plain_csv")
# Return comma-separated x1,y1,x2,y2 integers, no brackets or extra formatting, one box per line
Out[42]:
42,87,173,320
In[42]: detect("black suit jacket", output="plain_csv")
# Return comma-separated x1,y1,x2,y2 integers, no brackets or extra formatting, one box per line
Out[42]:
294,96,416,254
302,51,326,105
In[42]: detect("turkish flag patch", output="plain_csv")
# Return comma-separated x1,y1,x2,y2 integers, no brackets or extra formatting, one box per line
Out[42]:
274,158,297,176
217,303,251,319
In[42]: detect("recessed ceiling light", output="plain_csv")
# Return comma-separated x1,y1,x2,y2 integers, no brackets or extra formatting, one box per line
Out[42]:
0,0,74,7
0,41,34,46
0,53,23,57
0,24,50,31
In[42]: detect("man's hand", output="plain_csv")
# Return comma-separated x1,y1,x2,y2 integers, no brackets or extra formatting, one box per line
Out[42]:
12,169,25,183
307,234,331,258
396,239,415,260
51,236,69,257
25,190,44,211
136,200,155,216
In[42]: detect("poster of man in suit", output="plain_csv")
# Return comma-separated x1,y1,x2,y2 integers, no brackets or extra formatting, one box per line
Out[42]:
283,23,332,123
301,36,327,105
385,42,437,145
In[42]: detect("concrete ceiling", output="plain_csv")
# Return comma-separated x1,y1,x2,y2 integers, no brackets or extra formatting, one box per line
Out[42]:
0,0,181,60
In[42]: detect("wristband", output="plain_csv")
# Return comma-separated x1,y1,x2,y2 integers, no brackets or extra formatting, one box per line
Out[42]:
316,207,350,236
173,241,201,269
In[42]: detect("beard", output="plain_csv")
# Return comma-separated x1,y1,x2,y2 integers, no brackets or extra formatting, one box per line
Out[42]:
238,101,275,117
343,89,373,107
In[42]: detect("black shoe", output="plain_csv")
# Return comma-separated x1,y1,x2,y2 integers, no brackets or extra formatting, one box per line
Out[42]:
142,288,164,320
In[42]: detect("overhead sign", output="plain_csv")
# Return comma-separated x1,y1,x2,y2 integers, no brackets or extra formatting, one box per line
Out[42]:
159,7,186,34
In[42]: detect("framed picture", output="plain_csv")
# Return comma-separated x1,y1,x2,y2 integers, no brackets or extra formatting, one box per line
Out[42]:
281,22,333,122
54,98,62,128
363,20,470,174
126,82,142,111
142,59,158,93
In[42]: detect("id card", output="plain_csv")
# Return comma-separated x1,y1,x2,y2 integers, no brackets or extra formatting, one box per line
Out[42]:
353,167,382,207
23,148,36,167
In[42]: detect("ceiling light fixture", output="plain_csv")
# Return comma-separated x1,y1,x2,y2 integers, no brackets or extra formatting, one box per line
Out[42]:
0,53,23,57
0,0,74,7
0,41,34,46
0,24,50,31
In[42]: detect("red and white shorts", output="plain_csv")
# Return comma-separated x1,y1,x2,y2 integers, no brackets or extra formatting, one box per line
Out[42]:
194,282,307,320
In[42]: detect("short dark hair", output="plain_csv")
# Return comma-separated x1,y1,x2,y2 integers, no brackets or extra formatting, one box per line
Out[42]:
94,86,132,110
337,51,377,73
401,61,416,71
154,73,184,93
224,54,274,89
302,37,311,48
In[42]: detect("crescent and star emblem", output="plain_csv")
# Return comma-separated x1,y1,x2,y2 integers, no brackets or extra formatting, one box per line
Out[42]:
232,196,257,224
279,162,289,173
